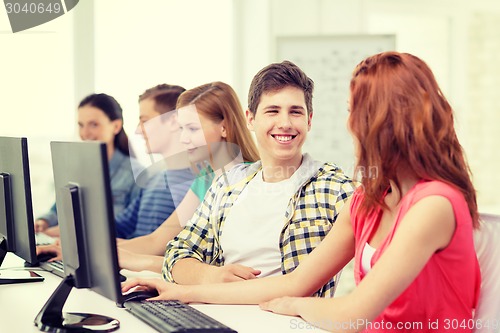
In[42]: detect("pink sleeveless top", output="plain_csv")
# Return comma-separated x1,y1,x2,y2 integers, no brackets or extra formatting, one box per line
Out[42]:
350,180,480,332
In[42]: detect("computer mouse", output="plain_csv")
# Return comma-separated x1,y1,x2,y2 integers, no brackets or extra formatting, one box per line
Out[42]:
122,289,159,303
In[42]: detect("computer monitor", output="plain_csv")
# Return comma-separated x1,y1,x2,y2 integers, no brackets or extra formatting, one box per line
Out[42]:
35,141,122,332
35,141,238,333
0,136,43,284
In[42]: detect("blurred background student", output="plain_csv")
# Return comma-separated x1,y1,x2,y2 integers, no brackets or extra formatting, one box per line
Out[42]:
36,84,195,259
113,84,196,239
34,93,140,236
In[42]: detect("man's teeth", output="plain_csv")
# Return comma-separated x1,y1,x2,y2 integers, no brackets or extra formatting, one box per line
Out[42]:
275,135,292,142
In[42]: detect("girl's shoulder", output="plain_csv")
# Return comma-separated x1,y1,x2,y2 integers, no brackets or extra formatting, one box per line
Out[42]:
411,180,465,205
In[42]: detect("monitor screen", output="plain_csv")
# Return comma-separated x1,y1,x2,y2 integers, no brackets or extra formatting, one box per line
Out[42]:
52,140,122,299
35,141,122,332
0,137,38,268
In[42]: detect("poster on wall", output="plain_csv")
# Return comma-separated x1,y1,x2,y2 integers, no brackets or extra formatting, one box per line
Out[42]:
276,35,396,175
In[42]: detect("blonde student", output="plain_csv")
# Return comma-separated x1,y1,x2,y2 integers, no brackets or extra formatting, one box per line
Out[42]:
123,53,480,333
117,82,259,272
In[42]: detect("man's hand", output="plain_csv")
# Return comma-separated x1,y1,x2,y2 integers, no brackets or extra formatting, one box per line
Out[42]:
172,259,262,284
36,243,62,262
205,264,261,283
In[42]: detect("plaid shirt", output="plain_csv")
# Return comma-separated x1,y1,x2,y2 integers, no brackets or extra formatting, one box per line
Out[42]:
163,154,356,297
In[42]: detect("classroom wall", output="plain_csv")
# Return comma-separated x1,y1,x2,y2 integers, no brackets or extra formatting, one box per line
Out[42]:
231,0,500,213
1,0,499,216
0,4,75,215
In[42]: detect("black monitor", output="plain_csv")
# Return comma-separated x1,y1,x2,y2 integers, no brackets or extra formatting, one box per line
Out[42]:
0,136,43,284
35,141,122,332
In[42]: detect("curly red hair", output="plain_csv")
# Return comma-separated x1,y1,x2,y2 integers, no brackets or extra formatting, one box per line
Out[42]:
349,52,478,227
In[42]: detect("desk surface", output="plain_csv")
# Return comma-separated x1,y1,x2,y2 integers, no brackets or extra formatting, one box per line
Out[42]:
0,253,327,333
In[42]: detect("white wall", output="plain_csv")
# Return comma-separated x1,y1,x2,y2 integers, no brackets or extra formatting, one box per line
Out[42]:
92,0,234,137
235,0,500,213
1,0,499,215
0,6,75,215
0,0,235,216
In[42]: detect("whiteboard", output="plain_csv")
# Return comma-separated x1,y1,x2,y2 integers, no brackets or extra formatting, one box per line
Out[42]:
276,35,396,175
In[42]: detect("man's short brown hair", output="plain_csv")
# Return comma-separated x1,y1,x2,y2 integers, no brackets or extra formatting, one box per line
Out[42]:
247,60,314,115
139,84,186,115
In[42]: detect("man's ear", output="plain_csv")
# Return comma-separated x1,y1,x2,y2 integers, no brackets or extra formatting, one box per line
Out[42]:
245,109,255,131
307,111,313,131
167,112,179,130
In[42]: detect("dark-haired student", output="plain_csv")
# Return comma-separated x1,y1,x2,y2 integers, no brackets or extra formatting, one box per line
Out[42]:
35,93,140,235
36,85,194,261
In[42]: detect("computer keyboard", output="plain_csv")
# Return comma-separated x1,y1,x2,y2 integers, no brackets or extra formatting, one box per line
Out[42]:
124,300,237,333
39,260,65,278
33,233,66,277
37,259,127,282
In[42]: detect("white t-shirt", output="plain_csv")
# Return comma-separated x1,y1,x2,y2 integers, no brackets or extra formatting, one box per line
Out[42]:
220,166,305,277
361,242,376,274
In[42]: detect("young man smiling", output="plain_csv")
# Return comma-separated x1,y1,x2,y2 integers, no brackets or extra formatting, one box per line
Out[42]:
162,61,356,297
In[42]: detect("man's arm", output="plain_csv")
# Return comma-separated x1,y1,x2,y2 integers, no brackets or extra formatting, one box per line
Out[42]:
163,176,261,284
162,182,220,283
117,248,165,273
35,202,58,232
114,191,142,239
118,211,182,256
172,258,261,284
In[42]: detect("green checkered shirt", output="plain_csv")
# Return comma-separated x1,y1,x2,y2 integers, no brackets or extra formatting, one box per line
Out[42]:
163,156,356,297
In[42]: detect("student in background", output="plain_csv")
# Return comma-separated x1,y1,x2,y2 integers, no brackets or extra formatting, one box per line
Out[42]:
34,93,140,235
36,84,194,259
117,81,260,272
124,61,355,295
123,53,481,333
113,84,196,239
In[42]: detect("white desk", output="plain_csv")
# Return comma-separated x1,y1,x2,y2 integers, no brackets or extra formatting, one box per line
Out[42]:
0,253,327,333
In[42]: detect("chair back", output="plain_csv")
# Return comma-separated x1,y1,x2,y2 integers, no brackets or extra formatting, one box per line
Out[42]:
473,213,500,333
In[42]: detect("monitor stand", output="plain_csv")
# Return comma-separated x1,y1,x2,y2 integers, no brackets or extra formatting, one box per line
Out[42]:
34,275,120,332
0,237,7,266
0,238,44,284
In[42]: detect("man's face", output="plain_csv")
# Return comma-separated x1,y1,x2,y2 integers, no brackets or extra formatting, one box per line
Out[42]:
136,98,177,155
246,86,312,167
